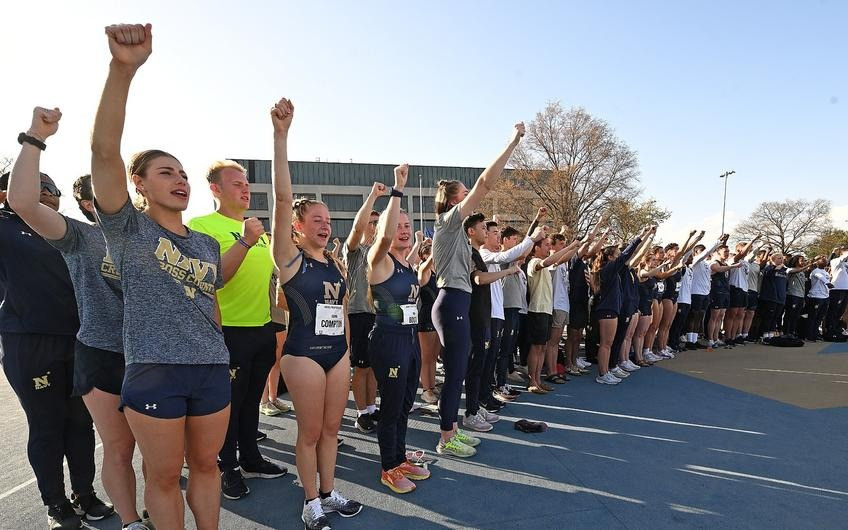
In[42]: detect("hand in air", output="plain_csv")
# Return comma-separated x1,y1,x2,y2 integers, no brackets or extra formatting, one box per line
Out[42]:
270,98,295,134
511,122,526,144
105,23,153,69
28,107,62,141
242,217,265,246
394,163,409,191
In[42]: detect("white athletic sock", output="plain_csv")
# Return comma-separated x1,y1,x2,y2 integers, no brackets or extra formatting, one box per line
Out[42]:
366,404,377,414
357,408,369,417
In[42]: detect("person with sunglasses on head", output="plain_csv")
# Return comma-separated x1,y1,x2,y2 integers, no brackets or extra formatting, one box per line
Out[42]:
91,23,232,529
343,185,387,434
187,159,288,501
366,163,432,494
3,111,115,529
430,123,524,457
269,98,363,530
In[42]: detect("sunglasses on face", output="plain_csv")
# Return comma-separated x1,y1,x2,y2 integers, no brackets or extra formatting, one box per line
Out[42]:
41,183,61,197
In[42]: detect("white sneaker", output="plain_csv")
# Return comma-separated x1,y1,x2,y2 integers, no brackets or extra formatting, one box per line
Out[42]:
462,411,493,432
621,360,641,372
577,357,590,368
479,408,500,424
595,372,621,385
645,352,663,362
715,340,726,347
611,366,629,379
659,349,675,359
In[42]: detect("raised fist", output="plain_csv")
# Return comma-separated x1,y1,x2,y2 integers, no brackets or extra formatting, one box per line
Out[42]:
270,98,294,134
530,226,546,242
720,233,730,243
415,231,424,244
242,217,265,246
332,237,341,248
105,23,153,69
394,163,409,190
689,229,697,237
28,107,62,141
370,182,388,197
536,206,547,219
511,122,526,144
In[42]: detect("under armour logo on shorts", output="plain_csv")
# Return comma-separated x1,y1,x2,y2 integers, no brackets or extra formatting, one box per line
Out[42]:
145,404,158,410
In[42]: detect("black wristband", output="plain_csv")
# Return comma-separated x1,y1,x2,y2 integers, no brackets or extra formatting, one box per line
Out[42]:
390,188,405,198
18,132,46,151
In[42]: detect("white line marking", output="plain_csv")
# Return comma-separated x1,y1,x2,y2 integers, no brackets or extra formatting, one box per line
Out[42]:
581,452,629,463
0,443,103,502
514,403,765,435
707,447,777,460
685,465,848,497
745,368,848,377
832,381,848,384
668,503,721,516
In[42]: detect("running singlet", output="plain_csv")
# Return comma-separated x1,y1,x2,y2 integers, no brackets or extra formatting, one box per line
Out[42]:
664,270,682,297
419,273,438,317
283,252,348,356
710,262,730,295
639,277,657,305
371,254,420,330
188,212,273,326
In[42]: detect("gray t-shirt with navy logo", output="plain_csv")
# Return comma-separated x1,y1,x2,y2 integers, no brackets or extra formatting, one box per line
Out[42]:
433,205,473,293
97,200,228,365
47,217,124,353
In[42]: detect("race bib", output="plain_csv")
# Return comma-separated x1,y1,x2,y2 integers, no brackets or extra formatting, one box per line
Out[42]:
657,282,666,293
401,304,419,325
315,303,345,336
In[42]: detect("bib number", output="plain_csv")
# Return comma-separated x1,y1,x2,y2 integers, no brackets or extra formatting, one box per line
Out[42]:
657,282,666,293
316,304,345,336
401,304,419,326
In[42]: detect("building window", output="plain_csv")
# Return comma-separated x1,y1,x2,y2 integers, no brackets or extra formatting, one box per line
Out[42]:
248,160,271,184
259,217,271,232
250,192,269,211
323,194,364,212
294,192,316,201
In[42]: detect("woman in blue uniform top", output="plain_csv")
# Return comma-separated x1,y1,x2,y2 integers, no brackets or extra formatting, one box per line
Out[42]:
367,164,431,494
269,98,362,530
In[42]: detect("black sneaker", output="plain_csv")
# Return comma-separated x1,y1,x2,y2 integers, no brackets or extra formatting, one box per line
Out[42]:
320,489,363,517
221,468,250,500
71,491,114,521
355,413,376,433
506,386,521,397
48,500,82,529
483,399,503,413
371,408,381,422
256,430,267,442
240,457,288,479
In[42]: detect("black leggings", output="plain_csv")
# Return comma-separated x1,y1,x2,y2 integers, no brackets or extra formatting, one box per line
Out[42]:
432,288,471,431
219,324,276,470
0,333,95,505
782,295,804,337
669,303,691,348
802,297,829,340
752,300,783,339
824,290,848,339
369,326,421,471
484,318,504,399
497,309,520,387
464,322,490,417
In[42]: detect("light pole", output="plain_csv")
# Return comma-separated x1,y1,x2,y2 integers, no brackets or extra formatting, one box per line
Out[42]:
719,170,736,233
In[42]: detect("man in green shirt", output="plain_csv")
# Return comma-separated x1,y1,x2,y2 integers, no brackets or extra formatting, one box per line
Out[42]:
188,160,287,501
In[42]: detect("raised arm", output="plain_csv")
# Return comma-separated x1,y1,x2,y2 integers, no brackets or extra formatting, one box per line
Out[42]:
346,182,387,252
406,231,424,267
732,235,760,263
693,235,727,265
7,107,67,240
417,253,435,285
91,23,153,214
269,98,299,280
482,226,545,266
588,227,612,257
473,264,520,286
368,164,408,280
459,123,525,218
628,231,655,269
545,239,581,267
527,207,546,236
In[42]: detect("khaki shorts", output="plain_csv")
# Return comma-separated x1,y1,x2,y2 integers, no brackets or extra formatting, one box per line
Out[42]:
551,309,569,329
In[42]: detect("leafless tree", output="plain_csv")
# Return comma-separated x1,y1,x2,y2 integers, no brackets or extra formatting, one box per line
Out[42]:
733,198,832,254
605,197,671,243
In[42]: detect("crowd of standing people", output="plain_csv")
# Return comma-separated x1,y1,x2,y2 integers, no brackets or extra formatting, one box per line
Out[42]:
2,23,848,530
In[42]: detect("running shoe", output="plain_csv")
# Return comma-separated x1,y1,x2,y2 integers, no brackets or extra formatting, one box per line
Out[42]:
221,468,250,500
507,371,526,385
397,461,431,480
272,398,292,413
621,359,641,372
659,349,675,359
380,467,416,494
493,388,516,403
611,366,629,379
421,389,439,404
576,357,591,368
528,385,548,394
595,372,621,385
644,352,663,362
436,437,476,458
320,490,363,517
48,500,82,530
260,402,281,416
71,491,114,521
371,408,381,422
483,398,504,413
566,366,583,376
505,385,521,396
355,413,376,434
124,521,153,530
240,458,288,479
479,408,500,424
454,429,482,447
302,498,331,530
256,430,267,442
462,411,493,432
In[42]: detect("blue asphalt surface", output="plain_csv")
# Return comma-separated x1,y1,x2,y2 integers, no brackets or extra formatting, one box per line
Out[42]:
1,341,847,529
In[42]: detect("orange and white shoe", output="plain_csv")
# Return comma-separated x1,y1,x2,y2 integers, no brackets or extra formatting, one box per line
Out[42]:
397,461,431,480
381,467,416,494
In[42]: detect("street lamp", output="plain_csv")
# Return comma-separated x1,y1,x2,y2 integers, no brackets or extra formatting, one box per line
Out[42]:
719,170,736,234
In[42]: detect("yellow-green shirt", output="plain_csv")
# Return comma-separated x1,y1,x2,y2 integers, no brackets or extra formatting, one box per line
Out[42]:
188,212,272,327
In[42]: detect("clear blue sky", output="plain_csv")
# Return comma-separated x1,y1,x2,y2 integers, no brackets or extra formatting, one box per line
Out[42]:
2,0,846,242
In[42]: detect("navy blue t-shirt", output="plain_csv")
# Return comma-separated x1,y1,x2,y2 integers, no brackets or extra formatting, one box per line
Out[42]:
594,237,642,315
568,255,589,308
618,267,638,316
0,207,79,335
759,264,788,304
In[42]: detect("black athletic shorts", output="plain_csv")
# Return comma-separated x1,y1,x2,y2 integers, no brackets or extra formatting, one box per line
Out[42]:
593,309,619,321
746,290,759,311
729,287,747,308
638,297,653,316
710,292,730,310
691,294,709,312
270,321,287,333
419,303,436,332
568,301,589,329
349,312,376,368
73,340,124,397
122,363,230,419
526,311,552,345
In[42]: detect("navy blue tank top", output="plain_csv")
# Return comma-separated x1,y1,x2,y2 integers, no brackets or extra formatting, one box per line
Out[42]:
710,262,730,295
664,270,682,297
283,252,347,356
419,271,437,311
639,276,657,304
371,254,419,330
